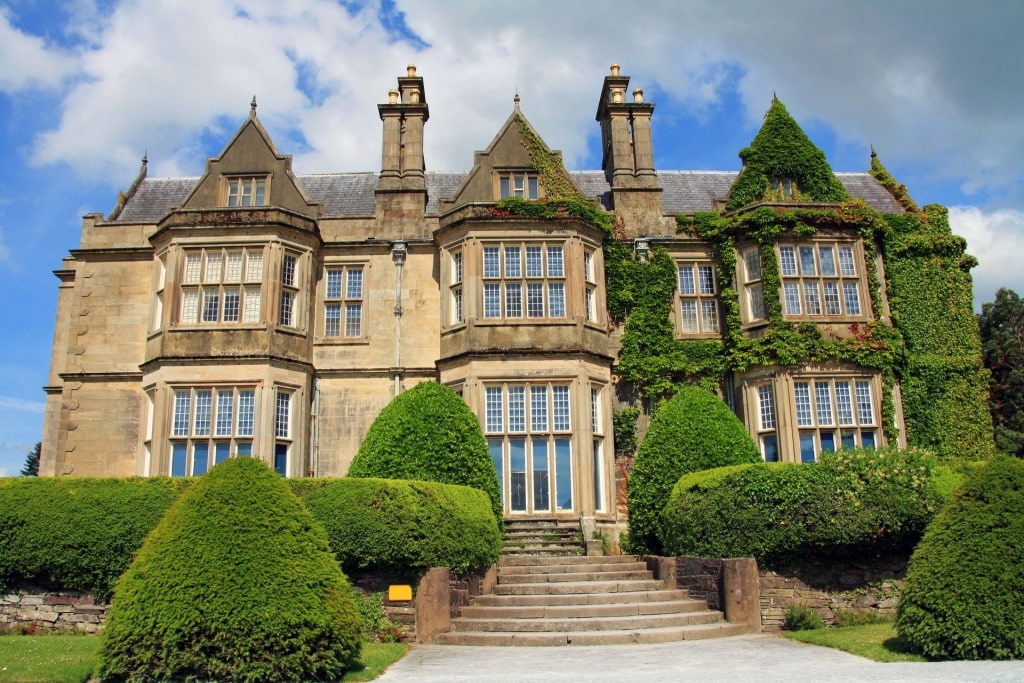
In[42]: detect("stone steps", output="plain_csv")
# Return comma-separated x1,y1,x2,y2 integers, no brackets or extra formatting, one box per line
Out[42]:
436,550,744,646
501,519,585,556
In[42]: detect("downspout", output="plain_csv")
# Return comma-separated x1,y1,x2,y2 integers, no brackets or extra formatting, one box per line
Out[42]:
310,377,320,477
391,241,408,396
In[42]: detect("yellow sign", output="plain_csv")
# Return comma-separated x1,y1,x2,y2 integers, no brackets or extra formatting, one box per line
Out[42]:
388,584,412,601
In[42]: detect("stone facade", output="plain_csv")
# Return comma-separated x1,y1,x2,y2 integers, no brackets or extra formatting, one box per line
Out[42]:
42,63,946,527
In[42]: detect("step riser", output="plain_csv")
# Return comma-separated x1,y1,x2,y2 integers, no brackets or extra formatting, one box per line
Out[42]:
499,555,640,567
472,589,692,607
499,571,653,584
451,611,723,633
499,562,647,575
435,622,749,646
493,580,666,596
460,600,708,619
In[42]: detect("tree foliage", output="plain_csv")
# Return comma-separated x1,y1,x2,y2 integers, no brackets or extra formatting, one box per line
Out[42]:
347,382,502,524
19,442,40,477
99,457,362,682
978,288,1024,456
626,385,761,554
897,456,1024,660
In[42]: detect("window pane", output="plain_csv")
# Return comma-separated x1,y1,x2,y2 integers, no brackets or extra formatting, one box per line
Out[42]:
184,254,202,283
489,439,504,504
856,381,875,425
504,247,521,278
171,443,187,477
548,283,565,317
784,282,802,315
779,246,797,276
678,265,695,295
485,387,503,432
823,281,841,315
236,441,252,457
843,282,861,315
181,290,199,323
838,246,857,276
275,391,290,439
452,287,463,323
205,252,223,282
861,430,876,449
794,382,813,426
528,176,539,200
799,246,816,276
819,246,836,276
586,287,596,321
592,440,603,512
744,250,761,281
546,246,564,277
527,283,544,317
530,386,548,432
762,434,778,462
533,439,550,511
484,247,500,278
214,442,231,464
835,382,854,425
680,301,698,332
749,284,766,320
758,385,776,430
202,291,220,323
701,301,719,332
215,391,233,436
254,180,266,206
698,266,716,294
325,303,341,337
484,284,501,317
237,391,255,435
804,282,821,315
281,254,297,288
347,269,362,299
245,251,263,282
555,439,572,510
504,283,522,318
225,252,243,282
453,252,463,284
326,269,343,299
508,387,525,433
841,430,857,450
173,391,191,436
820,431,836,453
552,386,570,431
815,382,834,425
499,177,510,199
345,304,361,337
192,443,209,476
800,432,817,462
223,289,240,322
274,443,287,476
243,287,261,322
526,247,543,277
279,290,294,326
510,439,526,511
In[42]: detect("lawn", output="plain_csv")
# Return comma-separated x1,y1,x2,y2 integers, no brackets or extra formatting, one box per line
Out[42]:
784,622,927,662
0,636,408,682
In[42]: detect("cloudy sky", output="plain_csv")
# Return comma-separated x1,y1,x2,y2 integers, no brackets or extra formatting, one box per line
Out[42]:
1,0,1021,476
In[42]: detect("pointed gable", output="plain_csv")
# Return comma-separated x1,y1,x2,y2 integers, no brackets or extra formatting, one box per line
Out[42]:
726,98,849,211
441,102,583,212
179,105,321,218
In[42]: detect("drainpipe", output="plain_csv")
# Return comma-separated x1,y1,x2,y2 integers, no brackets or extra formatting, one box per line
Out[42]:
391,241,407,396
310,377,320,477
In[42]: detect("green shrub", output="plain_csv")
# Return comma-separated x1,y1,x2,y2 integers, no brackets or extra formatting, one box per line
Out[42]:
896,456,1024,660
784,604,824,631
834,609,892,627
99,458,362,682
348,382,502,524
351,590,404,643
0,477,190,601
299,478,501,575
626,386,761,553
661,447,940,562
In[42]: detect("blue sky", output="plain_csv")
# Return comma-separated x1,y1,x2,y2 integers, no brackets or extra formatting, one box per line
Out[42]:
1,0,1022,476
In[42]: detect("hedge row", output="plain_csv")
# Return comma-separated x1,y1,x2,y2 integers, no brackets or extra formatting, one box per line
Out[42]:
0,475,500,600
660,447,941,563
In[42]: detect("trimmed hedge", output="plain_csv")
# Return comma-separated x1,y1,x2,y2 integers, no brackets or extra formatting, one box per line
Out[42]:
660,447,940,562
897,456,1024,660
99,458,362,682
294,478,501,575
0,477,190,601
626,385,761,554
348,382,503,524
0,474,499,600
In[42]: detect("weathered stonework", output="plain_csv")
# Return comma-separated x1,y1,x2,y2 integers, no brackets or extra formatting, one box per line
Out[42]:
1,588,109,634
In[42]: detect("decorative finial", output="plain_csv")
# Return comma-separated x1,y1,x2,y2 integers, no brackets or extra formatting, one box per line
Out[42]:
610,63,620,77
870,144,877,159
250,96,257,118
142,150,148,167
633,88,644,103
772,91,778,103
407,64,417,77
514,88,520,112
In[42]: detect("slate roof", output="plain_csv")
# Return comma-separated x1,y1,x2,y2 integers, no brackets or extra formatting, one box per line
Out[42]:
110,170,903,223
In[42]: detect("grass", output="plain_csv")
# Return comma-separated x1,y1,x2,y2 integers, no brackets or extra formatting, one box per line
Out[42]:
0,635,409,682
784,622,927,662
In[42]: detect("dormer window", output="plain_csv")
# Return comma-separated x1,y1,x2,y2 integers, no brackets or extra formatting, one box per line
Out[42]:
225,176,268,207
768,177,798,201
499,172,539,200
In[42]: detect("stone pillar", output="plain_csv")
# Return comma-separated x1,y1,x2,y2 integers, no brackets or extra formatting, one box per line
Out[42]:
414,567,451,643
722,557,761,631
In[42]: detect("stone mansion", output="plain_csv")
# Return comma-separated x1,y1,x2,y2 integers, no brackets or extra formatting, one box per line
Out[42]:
39,64,989,524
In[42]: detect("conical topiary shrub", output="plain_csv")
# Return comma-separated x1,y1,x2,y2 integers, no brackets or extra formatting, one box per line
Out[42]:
627,385,761,554
348,381,502,523
99,457,362,682
896,456,1024,660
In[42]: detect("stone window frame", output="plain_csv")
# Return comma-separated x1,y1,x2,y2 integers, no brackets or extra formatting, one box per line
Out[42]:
223,174,270,207
480,240,567,321
792,375,880,463
496,170,540,200
675,260,722,336
168,385,258,477
778,240,868,322
319,260,368,343
177,246,264,328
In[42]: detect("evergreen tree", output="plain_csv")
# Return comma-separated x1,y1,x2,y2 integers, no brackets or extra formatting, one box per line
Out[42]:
20,442,40,477
978,288,1024,456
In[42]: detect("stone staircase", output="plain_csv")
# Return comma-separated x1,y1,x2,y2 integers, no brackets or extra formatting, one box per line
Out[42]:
501,519,586,556
436,553,748,646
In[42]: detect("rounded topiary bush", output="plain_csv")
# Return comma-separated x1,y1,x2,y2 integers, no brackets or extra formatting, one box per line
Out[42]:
99,457,362,682
626,385,761,554
896,456,1024,660
348,381,502,523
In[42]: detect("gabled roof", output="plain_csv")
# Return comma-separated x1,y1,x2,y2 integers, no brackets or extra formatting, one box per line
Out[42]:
109,169,903,224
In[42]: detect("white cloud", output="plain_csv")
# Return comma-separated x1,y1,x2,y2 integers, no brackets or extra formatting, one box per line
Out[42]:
0,395,46,413
948,206,1024,309
0,7,79,91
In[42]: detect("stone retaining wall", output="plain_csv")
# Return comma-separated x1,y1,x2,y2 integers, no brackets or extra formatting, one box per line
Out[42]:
1,589,107,634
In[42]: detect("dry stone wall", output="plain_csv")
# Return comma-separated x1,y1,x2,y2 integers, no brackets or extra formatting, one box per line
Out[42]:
1,588,108,634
